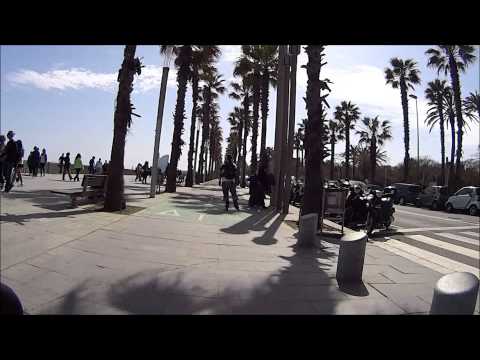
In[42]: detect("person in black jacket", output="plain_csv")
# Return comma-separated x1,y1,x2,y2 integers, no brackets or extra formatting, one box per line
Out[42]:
32,146,40,177
3,131,18,193
62,152,72,181
220,155,239,211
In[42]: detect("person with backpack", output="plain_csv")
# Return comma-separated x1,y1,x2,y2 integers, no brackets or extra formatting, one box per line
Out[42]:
62,152,73,181
89,156,95,174
58,153,65,174
39,149,47,176
220,154,239,211
32,146,41,177
15,140,24,186
73,153,83,181
0,135,6,190
3,131,19,193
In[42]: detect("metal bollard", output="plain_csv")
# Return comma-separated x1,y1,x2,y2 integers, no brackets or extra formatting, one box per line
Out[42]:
430,272,479,315
298,213,318,247
336,232,368,283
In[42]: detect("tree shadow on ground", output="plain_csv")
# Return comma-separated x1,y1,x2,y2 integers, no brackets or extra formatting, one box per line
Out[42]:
1,208,97,225
102,244,340,314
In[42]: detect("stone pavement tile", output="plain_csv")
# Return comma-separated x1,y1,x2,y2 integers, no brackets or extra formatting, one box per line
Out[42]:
1,262,52,284
379,266,442,284
312,297,406,314
369,283,434,314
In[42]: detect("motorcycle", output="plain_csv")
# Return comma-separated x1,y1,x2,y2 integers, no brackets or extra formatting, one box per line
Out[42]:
290,179,304,205
364,190,396,235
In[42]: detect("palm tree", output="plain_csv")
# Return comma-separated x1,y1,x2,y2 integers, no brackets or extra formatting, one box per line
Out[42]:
356,116,392,183
442,88,457,190
257,46,278,158
105,45,142,211
425,45,477,180
198,69,226,183
185,46,221,187
334,101,360,179
300,45,332,238
229,79,252,187
297,118,307,169
226,109,241,162
464,90,480,122
161,45,193,193
327,119,344,180
385,57,421,181
293,131,301,179
425,79,450,185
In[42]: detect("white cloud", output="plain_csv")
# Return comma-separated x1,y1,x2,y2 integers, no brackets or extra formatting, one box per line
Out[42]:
8,65,178,93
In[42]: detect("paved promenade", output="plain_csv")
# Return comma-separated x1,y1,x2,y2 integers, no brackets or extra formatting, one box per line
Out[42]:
1,174,478,314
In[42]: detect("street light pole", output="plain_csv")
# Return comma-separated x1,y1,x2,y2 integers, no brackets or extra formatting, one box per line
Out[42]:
282,45,300,214
409,94,420,183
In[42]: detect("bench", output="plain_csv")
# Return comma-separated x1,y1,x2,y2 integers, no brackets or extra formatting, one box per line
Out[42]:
50,175,108,207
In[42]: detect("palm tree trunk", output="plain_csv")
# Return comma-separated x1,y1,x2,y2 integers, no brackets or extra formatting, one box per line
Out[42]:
241,94,250,187
194,124,200,184
400,78,410,181
185,69,199,187
330,140,335,179
344,121,350,178
301,45,325,227
104,45,136,211
439,114,446,186
198,89,210,183
448,57,464,182
250,74,260,174
260,73,269,158
448,112,456,191
370,139,376,182
166,47,191,193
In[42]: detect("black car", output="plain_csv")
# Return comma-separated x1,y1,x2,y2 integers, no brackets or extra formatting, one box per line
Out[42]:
415,185,449,210
389,183,422,205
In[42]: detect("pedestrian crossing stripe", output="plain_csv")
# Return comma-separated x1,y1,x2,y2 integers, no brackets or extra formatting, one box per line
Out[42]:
460,231,480,239
406,234,479,260
395,225,479,233
373,238,479,276
434,232,479,246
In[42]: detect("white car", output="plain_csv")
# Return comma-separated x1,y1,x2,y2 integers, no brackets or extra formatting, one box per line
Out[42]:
445,186,480,216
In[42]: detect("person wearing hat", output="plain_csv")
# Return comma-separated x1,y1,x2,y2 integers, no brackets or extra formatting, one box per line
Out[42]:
32,146,41,177
3,131,18,192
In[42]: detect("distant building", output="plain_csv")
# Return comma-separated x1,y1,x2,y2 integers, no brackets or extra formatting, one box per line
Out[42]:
159,155,169,172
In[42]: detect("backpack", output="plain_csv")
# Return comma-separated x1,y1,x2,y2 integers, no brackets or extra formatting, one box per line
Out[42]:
15,140,24,162
222,162,236,180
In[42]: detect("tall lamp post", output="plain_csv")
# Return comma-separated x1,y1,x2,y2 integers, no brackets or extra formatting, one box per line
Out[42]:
150,48,173,198
409,94,420,183
282,45,300,214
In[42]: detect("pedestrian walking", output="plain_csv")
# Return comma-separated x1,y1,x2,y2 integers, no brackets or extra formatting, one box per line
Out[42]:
142,161,149,184
39,148,47,176
89,156,95,174
58,153,65,174
220,154,239,211
95,158,103,175
27,151,33,175
135,163,142,182
102,160,108,175
14,140,24,187
3,131,19,193
32,146,40,177
62,152,73,181
0,135,6,190
73,153,83,181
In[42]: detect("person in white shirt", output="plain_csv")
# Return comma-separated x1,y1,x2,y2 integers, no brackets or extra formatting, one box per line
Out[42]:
95,158,103,174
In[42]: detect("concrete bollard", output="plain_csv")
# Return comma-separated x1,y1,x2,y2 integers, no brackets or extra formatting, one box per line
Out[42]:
430,272,479,315
298,213,318,247
336,232,368,283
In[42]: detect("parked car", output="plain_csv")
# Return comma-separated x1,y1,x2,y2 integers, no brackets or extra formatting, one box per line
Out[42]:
366,184,384,196
389,183,422,205
415,185,449,210
445,186,480,216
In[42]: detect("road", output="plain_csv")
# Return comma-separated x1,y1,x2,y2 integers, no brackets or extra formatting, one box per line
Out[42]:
370,204,479,277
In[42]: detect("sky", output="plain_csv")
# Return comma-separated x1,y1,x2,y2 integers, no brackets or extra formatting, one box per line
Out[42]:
1,45,479,171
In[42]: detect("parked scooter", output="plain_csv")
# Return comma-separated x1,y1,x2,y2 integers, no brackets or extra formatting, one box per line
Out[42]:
364,188,396,235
